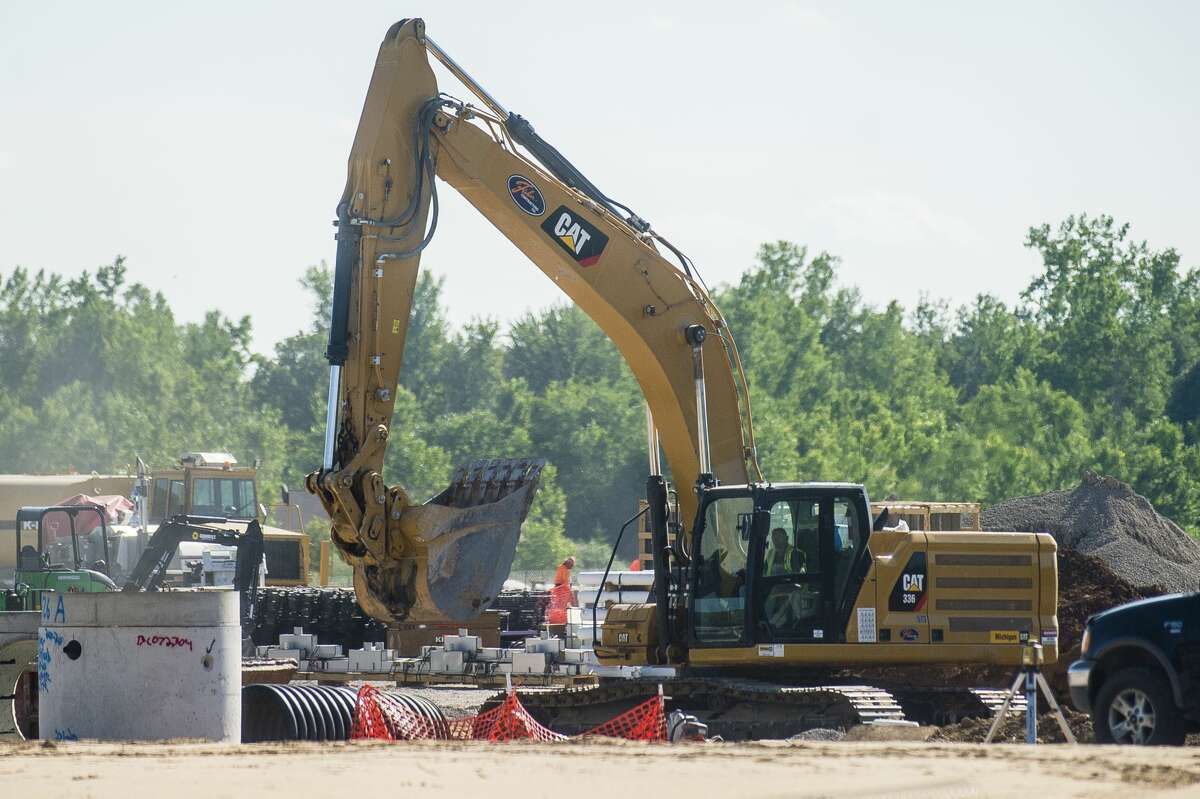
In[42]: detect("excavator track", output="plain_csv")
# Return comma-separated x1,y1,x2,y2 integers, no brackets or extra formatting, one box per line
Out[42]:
505,678,1025,739
886,686,1026,726
501,678,905,740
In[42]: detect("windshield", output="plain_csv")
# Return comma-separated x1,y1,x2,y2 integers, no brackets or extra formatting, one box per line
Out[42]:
191,477,257,518
38,510,78,569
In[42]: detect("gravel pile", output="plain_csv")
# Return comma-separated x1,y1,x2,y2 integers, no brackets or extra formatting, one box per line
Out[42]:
983,472,1200,594
789,728,846,742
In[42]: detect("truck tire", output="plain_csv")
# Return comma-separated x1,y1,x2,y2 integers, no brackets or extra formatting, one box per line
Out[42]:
1092,667,1184,746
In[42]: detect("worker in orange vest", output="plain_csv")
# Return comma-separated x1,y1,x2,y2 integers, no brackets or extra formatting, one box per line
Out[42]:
629,557,642,571
554,556,576,586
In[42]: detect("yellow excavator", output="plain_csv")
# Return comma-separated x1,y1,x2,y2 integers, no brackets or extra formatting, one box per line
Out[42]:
307,19,1059,736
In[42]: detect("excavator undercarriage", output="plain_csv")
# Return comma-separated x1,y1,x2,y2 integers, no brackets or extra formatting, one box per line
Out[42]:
499,678,1025,740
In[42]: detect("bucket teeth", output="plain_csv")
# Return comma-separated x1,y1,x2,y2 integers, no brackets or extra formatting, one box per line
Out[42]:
433,458,545,512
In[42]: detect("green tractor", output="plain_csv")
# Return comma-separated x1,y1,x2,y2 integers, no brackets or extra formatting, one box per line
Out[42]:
3,504,117,611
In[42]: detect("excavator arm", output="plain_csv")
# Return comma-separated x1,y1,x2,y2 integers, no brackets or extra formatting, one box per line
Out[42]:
307,19,760,625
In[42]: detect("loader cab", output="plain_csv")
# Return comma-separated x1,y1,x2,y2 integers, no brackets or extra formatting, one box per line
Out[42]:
148,453,258,524
137,453,308,587
688,483,872,647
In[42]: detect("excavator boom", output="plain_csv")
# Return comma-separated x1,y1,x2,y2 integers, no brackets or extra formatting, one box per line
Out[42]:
307,19,759,624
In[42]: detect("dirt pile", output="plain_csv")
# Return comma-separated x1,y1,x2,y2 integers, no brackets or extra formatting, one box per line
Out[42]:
1055,549,1159,659
983,471,1200,594
930,707,1093,744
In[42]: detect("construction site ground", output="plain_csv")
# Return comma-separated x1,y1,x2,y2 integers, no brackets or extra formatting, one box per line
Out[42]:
5,738,1200,798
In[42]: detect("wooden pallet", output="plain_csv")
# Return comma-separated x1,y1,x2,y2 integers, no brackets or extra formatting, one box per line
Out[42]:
293,669,598,689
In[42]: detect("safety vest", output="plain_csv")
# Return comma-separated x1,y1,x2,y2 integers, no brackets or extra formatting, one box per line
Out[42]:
766,544,797,576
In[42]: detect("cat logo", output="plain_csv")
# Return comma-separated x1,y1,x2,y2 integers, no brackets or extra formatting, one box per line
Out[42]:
888,552,928,612
540,205,609,266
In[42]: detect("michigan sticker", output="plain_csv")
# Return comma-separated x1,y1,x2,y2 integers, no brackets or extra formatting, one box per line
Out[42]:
990,630,1021,644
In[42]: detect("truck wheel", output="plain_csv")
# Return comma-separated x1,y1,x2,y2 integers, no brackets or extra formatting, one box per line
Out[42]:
1093,667,1184,745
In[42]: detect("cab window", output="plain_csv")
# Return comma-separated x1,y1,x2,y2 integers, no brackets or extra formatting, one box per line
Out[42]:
833,496,863,596
38,510,77,569
692,495,752,644
192,478,257,518
151,478,184,522
757,499,822,640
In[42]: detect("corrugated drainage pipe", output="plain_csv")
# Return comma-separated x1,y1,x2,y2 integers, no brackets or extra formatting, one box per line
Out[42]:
241,685,448,741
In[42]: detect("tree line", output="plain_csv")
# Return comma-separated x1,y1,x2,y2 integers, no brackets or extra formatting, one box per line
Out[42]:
1,214,1196,568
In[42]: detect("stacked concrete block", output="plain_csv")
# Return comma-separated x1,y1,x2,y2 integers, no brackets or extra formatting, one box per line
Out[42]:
348,642,396,673
405,619,604,679
525,636,564,656
509,652,547,674
264,646,301,662
443,633,482,654
561,649,596,664
278,627,317,656
257,627,353,672
429,649,465,674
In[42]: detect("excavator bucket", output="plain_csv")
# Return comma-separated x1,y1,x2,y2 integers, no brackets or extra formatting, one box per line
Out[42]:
358,458,546,622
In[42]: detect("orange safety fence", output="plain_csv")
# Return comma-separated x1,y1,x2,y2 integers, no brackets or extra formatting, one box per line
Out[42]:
544,582,573,624
351,684,667,743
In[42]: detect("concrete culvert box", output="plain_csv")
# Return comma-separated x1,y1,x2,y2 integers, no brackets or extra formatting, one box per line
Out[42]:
37,591,240,742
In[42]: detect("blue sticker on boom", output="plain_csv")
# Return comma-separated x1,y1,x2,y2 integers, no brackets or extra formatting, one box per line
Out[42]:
508,175,546,216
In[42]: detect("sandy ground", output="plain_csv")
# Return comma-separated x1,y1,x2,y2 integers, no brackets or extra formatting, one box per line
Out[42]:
4,738,1200,799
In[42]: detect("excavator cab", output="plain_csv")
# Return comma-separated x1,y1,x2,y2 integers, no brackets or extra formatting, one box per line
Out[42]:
687,484,873,649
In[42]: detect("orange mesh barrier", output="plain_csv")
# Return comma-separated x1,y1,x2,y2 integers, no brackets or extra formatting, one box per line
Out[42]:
545,582,572,624
351,684,666,742
578,694,668,741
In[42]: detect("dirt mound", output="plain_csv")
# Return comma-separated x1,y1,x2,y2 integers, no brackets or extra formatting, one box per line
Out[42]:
930,707,1093,744
983,472,1200,594
1056,550,1159,655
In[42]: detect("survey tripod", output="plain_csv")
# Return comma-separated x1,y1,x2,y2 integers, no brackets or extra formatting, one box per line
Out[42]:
984,642,1076,744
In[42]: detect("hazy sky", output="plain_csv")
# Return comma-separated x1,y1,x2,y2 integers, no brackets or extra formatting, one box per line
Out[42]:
3,1,1197,354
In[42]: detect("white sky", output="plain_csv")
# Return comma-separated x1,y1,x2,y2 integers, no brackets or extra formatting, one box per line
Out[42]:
2,1,1197,354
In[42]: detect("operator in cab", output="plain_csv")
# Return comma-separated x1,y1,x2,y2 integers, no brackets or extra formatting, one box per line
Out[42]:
765,527,804,575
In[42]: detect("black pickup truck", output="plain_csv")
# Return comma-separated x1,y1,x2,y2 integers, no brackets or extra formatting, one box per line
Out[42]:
1069,592,1200,744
